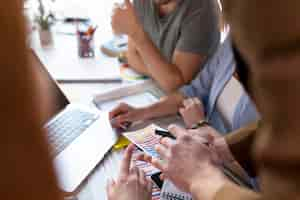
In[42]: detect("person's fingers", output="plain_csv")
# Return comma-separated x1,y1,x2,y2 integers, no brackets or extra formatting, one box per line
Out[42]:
109,103,130,120
191,128,216,144
136,153,152,163
151,157,167,172
130,166,139,180
139,169,146,186
203,133,214,144
189,128,209,137
192,97,202,105
168,124,188,138
119,144,135,179
183,98,193,107
160,173,165,180
118,112,136,123
193,136,211,147
179,107,186,115
160,137,174,148
109,105,121,120
155,144,169,160
147,178,153,191
114,116,130,129
110,116,121,128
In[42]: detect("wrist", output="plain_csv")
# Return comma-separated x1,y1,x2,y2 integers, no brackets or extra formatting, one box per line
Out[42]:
140,106,154,120
130,26,148,46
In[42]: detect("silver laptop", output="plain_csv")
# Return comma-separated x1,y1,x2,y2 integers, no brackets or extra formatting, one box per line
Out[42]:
29,51,118,193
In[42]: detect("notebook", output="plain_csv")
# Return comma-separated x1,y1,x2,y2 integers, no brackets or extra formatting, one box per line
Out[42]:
161,180,193,200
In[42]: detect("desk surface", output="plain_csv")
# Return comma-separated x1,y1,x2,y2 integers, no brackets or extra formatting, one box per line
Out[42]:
31,29,153,200
27,2,157,199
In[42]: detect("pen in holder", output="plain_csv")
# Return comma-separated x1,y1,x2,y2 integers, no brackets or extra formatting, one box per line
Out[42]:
77,25,97,58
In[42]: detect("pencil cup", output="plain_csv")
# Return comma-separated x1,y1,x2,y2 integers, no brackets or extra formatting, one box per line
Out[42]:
77,34,95,58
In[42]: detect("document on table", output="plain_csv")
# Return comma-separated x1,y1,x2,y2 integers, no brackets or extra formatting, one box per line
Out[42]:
123,124,165,158
97,92,159,112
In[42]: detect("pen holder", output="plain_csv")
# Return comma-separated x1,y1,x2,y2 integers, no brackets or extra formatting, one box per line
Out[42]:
77,33,95,58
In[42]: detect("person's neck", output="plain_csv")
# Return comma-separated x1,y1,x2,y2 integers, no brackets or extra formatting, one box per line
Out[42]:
157,0,180,17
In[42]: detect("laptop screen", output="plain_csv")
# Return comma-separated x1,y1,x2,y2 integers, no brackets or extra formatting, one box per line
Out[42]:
28,50,70,125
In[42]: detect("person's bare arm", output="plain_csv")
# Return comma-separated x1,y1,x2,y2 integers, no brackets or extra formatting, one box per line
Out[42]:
111,0,205,93
132,29,205,93
144,92,185,119
126,37,150,75
109,92,185,128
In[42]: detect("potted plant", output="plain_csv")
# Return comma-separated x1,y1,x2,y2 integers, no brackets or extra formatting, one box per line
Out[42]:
35,0,55,46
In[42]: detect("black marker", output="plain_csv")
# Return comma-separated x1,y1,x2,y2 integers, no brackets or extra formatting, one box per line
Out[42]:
155,129,176,140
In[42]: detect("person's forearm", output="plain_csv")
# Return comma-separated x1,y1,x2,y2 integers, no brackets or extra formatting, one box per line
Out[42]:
127,50,150,75
127,38,150,75
142,92,185,120
131,29,185,92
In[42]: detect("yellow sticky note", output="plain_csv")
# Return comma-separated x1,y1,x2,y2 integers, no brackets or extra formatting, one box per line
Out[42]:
113,135,131,151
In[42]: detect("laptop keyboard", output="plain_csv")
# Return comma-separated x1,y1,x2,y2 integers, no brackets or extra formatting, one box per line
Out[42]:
46,109,99,157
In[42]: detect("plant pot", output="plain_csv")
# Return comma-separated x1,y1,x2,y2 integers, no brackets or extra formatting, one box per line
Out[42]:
38,29,53,46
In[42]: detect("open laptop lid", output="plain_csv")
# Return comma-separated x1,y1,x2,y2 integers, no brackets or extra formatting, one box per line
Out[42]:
28,50,70,125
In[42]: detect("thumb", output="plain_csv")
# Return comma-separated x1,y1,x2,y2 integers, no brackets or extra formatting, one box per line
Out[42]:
168,124,188,138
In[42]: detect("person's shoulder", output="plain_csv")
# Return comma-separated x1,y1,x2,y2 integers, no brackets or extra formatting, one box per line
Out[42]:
206,37,233,72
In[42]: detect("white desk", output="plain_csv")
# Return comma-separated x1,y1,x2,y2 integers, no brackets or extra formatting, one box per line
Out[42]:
27,2,164,199
30,28,156,200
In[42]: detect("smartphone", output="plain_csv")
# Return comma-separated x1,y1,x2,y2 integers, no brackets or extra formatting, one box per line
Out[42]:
151,172,164,189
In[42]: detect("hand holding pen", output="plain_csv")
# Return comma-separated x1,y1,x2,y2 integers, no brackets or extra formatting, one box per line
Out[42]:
109,103,145,130
146,126,253,190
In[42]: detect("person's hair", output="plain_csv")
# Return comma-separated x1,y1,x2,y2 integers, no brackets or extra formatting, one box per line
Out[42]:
1,1,62,200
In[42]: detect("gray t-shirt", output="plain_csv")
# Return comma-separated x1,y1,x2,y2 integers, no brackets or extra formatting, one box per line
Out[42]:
133,0,220,62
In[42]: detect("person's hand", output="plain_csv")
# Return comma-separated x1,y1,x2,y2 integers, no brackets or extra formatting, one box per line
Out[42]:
138,125,229,200
179,98,205,128
109,103,146,129
188,126,235,164
106,144,152,200
111,0,142,37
